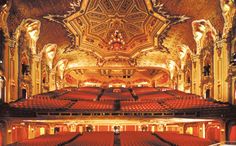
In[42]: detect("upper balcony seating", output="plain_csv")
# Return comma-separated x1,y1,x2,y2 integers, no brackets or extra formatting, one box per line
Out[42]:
155,132,213,146
120,101,166,112
10,87,229,112
163,98,228,110
31,89,69,99
69,101,115,111
10,98,71,110
164,90,200,99
77,87,102,94
58,91,98,101
137,91,175,101
11,132,79,146
100,88,134,101
156,87,172,91
120,131,169,146
65,132,114,146
100,92,134,101
132,87,157,95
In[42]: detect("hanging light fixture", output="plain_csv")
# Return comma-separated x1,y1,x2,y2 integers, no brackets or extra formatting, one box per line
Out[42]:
108,30,125,51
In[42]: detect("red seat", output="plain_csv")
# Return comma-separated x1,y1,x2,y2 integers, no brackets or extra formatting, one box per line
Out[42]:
65,132,114,146
13,132,78,146
70,101,114,111
155,132,213,146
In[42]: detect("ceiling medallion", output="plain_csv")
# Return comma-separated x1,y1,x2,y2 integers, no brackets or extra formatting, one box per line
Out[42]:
108,30,125,51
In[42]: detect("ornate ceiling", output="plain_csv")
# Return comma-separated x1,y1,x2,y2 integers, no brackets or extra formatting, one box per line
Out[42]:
42,0,190,72
63,0,168,56
6,0,225,81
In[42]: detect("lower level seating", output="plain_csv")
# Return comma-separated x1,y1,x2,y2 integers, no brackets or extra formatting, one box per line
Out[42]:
155,132,213,146
10,132,78,146
65,132,114,146
9,131,216,146
120,131,170,146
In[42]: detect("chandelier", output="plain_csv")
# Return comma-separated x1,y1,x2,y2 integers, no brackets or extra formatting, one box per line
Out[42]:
108,30,125,51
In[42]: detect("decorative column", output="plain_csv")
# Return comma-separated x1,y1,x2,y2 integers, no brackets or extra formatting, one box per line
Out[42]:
177,70,185,91
49,70,56,91
192,19,217,97
228,66,236,104
0,1,11,102
214,38,229,102
199,123,206,138
191,55,202,95
1,121,13,145
30,54,41,95
26,19,41,95
220,0,236,103
27,124,36,139
48,124,55,135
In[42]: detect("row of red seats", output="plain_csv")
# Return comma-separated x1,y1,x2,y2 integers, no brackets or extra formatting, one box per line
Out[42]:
132,87,157,95
120,101,166,112
65,132,114,146
11,132,79,146
10,98,71,110
164,99,228,110
58,91,98,101
164,90,200,99
78,87,102,94
120,131,169,146
103,88,130,93
70,101,114,111
10,98,227,111
100,93,134,101
31,89,69,99
156,87,172,91
100,88,134,101
155,132,213,146
138,92,175,101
